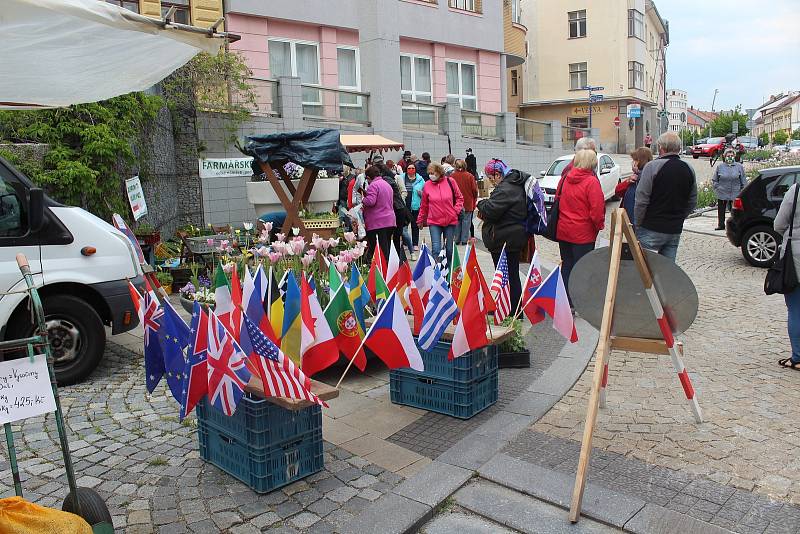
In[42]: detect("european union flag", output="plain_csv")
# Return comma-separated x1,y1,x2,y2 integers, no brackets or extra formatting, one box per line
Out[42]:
158,300,191,402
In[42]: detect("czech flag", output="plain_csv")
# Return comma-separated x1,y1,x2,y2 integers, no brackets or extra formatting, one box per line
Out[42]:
364,291,424,371
529,266,578,343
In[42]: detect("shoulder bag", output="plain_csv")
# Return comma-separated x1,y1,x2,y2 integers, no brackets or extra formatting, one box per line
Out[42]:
543,177,566,242
765,185,799,295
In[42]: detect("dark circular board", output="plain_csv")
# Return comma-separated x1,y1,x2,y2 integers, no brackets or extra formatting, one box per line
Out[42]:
569,246,699,339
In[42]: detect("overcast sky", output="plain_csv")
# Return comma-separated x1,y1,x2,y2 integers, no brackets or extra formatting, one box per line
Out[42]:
660,0,800,112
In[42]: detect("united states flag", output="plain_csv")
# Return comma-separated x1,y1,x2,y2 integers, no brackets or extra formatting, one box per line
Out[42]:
243,315,327,407
490,247,511,325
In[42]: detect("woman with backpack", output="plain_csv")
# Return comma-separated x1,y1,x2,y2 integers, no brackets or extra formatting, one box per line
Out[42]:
417,162,464,266
477,159,528,310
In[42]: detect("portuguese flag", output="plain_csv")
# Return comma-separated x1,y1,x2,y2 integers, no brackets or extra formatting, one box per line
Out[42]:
324,284,366,372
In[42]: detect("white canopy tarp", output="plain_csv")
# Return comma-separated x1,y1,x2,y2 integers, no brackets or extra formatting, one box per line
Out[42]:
0,0,226,109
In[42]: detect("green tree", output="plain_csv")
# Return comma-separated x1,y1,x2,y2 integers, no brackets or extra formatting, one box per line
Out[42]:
707,106,750,137
792,128,800,141
679,129,697,146
773,130,789,145
758,132,770,146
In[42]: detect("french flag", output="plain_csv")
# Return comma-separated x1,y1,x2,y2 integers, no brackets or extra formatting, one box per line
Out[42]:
412,243,435,305
528,266,578,343
364,291,424,371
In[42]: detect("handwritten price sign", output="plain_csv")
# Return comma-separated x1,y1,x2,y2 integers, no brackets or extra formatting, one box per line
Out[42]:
0,355,56,425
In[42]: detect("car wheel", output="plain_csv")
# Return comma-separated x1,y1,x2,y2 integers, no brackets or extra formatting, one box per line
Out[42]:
6,295,105,385
741,226,780,268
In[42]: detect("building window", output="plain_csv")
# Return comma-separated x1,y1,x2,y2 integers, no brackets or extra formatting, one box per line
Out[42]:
511,69,518,97
337,47,361,105
628,9,644,40
162,0,190,24
628,61,644,90
446,61,477,110
268,39,321,104
105,0,140,13
449,0,477,12
512,0,521,23
569,62,587,90
568,10,587,38
400,55,432,103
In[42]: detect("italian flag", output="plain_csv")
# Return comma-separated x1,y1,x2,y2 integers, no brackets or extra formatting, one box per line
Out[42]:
213,263,235,333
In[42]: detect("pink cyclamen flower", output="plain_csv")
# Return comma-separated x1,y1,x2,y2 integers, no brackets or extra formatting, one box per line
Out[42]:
344,231,356,244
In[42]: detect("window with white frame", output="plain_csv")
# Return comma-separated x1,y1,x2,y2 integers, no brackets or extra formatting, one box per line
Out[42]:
268,39,320,103
628,9,644,40
400,55,432,103
628,61,644,90
568,10,586,39
569,62,587,90
449,0,477,12
337,47,360,105
512,0,521,23
446,61,477,110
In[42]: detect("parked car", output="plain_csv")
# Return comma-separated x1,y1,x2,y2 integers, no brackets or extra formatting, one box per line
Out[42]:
726,165,800,267
537,153,621,206
691,137,725,159
774,144,788,153
788,140,800,155
738,136,759,151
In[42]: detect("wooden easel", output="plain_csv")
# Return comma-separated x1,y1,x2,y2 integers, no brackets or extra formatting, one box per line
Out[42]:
258,161,318,236
569,208,703,523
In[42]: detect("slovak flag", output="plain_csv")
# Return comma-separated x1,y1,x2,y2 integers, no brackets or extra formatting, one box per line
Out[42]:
522,251,545,324
364,291,424,371
206,309,253,416
528,266,578,343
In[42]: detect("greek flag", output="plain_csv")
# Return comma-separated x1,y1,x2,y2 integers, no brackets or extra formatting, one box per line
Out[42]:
418,267,459,351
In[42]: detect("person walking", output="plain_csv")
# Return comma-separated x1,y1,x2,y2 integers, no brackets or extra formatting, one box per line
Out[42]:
451,159,478,245
776,183,800,371
556,149,606,305
634,131,697,261
644,133,653,149
465,148,478,178
415,152,431,181
362,166,396,262
711,147,747,230
417,162,463,266
477,159,528,310
615,147,653,226
403,163,424,252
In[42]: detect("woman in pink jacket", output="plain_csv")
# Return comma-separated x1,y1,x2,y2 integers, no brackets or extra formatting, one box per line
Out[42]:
417,162,464,267
362,166,396,261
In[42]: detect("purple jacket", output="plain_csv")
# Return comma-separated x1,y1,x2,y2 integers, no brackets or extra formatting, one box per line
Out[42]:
362,177,396,230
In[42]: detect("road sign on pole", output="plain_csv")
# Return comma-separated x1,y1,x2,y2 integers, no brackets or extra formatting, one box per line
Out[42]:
613,116,621,128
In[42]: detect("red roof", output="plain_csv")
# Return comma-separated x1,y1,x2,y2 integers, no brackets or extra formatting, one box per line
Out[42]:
687,115,702,127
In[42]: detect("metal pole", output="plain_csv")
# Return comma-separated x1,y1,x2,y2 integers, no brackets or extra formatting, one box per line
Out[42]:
588,88,593,129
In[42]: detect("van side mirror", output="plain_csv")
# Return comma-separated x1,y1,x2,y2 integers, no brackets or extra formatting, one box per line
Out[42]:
28,187,44,233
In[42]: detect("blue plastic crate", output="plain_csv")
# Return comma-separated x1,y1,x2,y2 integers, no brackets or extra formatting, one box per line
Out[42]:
196,396,321,448
198,424,323,493
389,369,498,419
411,340,498,383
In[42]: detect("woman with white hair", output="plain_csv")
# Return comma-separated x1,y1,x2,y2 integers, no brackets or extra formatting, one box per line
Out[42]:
711,148,747,230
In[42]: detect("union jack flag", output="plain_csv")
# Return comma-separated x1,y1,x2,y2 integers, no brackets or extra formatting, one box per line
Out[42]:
206,310,252,416
490,247,511,325
142,280,165,393
243,315,327,407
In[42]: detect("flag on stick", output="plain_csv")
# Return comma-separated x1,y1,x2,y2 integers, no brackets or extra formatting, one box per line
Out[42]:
267,267,284,342
418,267,459,351
363,291,424,371
490,245,511,325
521,252,545,324
412,243,435,305
206,309,252,416
141,279,165,393
300,273,339,377
280,271,302,364
324,284,366,372
158,300,191,401
527,266,578,343
180,301,209,420
450,263,489,360
367,244,388,301
348,264,370,331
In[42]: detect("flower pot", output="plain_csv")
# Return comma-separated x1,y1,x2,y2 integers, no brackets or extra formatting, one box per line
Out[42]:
498,350,530,369
179,295,214,314
247,178,339,218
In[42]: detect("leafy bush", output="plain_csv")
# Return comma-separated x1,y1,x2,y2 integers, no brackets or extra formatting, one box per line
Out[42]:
741,150,774,162
696,180,717,209
773,130,789,146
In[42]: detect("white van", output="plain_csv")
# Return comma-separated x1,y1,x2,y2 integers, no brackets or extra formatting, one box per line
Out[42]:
0,156,143,384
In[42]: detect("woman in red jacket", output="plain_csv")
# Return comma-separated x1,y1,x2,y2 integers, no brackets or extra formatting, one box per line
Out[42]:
556,149,605,305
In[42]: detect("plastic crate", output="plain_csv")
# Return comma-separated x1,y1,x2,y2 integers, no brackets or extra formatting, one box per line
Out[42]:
412,340,497,383
196,396,321,449
389,369,498,419
198,424,323,493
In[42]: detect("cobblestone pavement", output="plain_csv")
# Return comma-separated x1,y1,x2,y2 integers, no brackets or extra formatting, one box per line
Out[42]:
529,206,800,506
0,343,404,533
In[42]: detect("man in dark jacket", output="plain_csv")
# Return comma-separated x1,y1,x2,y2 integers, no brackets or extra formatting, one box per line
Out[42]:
477,160,528,310
415,152,431,181
634,131,697,261
465,148,478,178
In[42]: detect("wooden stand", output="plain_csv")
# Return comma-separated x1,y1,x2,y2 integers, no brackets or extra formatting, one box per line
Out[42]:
258,161,318,236
246,378,339,411
568,208,703,523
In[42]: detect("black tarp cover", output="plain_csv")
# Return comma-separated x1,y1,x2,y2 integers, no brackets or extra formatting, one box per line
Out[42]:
239,128,354,174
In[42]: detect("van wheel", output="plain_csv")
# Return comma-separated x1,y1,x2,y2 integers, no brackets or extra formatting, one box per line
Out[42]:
741,226,780,268
6,295,105,385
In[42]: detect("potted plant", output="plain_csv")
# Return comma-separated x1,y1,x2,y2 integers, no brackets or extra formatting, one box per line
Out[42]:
498,318,530,368
134,222,161,246
178,272,215,313
155,270,174,295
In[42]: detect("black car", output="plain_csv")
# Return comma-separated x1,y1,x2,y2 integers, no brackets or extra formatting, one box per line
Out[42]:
726,165,799,267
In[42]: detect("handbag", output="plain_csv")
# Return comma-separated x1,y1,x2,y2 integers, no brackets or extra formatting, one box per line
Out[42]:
543,177,566,242
765,185,799,295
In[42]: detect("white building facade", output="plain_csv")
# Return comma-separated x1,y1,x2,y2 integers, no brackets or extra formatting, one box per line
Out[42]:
667,88,687,132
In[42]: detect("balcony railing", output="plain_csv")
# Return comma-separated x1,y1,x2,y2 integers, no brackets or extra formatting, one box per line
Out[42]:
238,78,280,116
300,85,370,125
516,118,551,147
462,110,504,141
402,100,445,133
562,126,592,148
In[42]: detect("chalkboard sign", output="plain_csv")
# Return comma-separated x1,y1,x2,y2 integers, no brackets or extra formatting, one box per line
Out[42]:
0,355,56,425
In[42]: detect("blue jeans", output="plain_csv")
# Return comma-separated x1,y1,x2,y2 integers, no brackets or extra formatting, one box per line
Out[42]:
429,224,457,267
785,288,800,363
458,211,473,244
636,227,681,262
